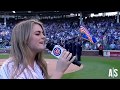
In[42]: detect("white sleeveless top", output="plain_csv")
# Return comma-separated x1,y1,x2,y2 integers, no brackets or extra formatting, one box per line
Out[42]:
0,58,44,79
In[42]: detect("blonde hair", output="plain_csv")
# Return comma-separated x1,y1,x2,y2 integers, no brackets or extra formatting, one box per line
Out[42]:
10,19,49,79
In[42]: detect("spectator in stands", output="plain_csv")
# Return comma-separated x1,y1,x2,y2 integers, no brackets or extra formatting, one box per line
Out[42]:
0,15,120,50
98,44,103,56
0,19,76,79
109,42,116,50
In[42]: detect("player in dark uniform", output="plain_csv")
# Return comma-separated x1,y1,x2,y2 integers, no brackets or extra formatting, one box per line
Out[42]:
76,37,82,61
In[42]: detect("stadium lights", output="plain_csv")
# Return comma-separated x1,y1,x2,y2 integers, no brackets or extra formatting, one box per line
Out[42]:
90,13,103,17
69,13,78,17
78,13,81,16
105,12,117,16
98,13,103,16
90,11,118,17
70,13,74,16
28,11,31,13
90,13,94,17
12,11,16,13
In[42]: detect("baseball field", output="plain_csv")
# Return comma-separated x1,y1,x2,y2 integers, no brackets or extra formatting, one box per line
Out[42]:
0,53,120,79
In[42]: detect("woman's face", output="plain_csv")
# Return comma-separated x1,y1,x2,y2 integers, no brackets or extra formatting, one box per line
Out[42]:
28,24,46,53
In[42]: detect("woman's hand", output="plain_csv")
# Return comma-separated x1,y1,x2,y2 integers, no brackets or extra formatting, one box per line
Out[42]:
51,50,76,79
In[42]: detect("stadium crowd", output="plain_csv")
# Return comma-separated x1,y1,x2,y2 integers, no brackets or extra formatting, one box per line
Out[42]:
0,16,120,50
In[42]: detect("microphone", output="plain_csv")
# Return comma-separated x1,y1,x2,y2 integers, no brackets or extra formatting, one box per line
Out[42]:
46,41,81,67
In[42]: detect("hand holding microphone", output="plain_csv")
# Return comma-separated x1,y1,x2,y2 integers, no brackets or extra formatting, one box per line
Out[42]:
56,50,76,73
46,41,81,67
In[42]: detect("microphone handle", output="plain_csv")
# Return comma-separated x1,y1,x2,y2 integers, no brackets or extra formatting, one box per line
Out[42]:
70,56,81,67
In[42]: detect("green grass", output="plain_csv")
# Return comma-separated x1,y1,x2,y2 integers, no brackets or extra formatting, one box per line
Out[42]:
62,56,120,79
0,54,9,59
0,53,120,79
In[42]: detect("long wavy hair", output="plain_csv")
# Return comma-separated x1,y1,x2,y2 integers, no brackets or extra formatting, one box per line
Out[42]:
9,19,49,79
